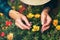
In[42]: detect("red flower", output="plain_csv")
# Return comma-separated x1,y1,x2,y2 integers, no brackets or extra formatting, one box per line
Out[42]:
0,32,5,37
6,21,12,26
18,6,26,13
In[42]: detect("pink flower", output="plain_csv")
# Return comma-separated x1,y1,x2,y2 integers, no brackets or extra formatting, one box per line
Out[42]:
0,32,5,37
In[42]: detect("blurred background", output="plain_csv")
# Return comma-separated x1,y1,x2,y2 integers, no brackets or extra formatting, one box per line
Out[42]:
0,0,60,40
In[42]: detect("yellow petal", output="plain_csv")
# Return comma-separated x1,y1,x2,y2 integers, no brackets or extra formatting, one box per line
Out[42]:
32,29,36,32
53,19,58,26
2,27,5,30
27,13,34,18
7,33,13,40
34,13,40,18
19,5,23,8
33,25,37,28
32,25,40,31
56,25,60,30
12,6,15,10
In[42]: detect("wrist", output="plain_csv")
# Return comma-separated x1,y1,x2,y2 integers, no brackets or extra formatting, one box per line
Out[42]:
43,7,50,13
9,10,20,20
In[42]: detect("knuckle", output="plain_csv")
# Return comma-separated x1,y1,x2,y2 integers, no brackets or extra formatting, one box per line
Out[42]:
21,28,24,30
21,28,25,30
23,15,25,17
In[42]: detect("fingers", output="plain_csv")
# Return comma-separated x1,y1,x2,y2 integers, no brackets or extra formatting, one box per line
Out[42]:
15,19,30,30
15,22,25,30
41,25,50,33
43,15,52,27
41,12,47,25
21,15,31,26
41,13,52,33
43,26,50,31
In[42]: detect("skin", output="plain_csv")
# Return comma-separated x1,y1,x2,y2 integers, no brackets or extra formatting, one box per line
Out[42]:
41,7,52,33
9,7,52,32
9,10,31,30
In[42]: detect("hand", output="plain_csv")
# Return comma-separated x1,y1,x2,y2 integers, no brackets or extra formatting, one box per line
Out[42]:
9,10,31,30
41,9,52,33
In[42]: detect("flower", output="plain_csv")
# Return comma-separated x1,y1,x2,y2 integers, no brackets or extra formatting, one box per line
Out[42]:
34,13,40,18
12,6,15,10
2,27,5,30
56,25,60,30
7,33,13,40
18,6,26,13
2,26,8,30
5,27,8,29
32,25,40,32
0,13,4,16
53,19,58,26
19,5,23,8
5,21,12,26
27,13,34,18
0,32,5,37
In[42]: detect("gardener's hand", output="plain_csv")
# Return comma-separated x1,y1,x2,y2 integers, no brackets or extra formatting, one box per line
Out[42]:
9,10,31,30
41,8,52,33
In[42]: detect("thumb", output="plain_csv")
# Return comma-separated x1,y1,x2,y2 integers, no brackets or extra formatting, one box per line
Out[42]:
21,15,31,26
41,13,47,25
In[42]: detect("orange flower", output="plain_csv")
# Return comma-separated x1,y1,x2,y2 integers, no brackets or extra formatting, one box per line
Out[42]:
56,25,60,30
53,19,58,26
7,33,13,40
34,13,40,18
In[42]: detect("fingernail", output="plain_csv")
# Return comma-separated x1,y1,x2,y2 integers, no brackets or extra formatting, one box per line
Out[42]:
41,31,43,33
29,23,32,27
28,24,31,26
41,30,44,33
30,22,32,24
27,22,31,26
41,29,44,33
41,22,44,25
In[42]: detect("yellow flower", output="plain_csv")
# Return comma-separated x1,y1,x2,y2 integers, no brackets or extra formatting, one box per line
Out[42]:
7,33,13,40
0,13,4,16
5,27,8,29
32,25,40,32
56,25,60,30
27,13,34,18
2,27,5,30
12,6,15,10
2,26,8,30
19,5,23,8
34,13,40,18
53,19,58,26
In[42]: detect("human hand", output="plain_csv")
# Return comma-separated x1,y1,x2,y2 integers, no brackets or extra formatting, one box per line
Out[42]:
41,9,52,33
9,10,31,30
